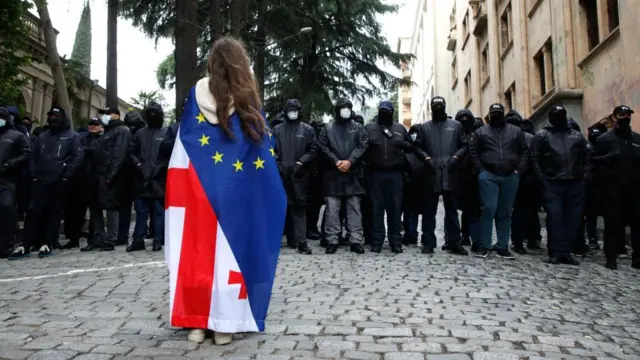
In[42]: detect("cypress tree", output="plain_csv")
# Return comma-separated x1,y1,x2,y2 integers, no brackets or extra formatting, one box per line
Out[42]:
70,0,92,77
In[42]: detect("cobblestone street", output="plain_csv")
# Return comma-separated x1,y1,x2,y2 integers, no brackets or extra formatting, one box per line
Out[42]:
1,204,640,360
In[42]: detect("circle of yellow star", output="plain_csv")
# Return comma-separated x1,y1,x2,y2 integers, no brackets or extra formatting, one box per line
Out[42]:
268,130,273,139
198,134,210,146
269,147,275,157
196,112,206,124
212,151,223,164
253,156,265,170
233,159,244,172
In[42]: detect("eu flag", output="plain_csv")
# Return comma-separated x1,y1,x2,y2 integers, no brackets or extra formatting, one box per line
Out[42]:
165,86,286,332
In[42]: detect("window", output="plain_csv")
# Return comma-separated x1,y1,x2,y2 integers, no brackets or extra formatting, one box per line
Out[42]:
462,10,469,40
500,3,512,51
464,71,472,105
504,84,515,111
607,0,619,31
580,0,599,50
481,44,489,84
533,41,553,101
451,56,458,87
534,49,546,98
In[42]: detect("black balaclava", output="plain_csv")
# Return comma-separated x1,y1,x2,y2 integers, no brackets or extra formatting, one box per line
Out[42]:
144,102,164,129
488,103,506,128
613,105,634,133
455,110,475,132
431,96,447,122
521,119,535,135
125,111,146,133
284,98,302,122
548,105,568,129
335,97,353,123
47,106,66,132
377,100,395,126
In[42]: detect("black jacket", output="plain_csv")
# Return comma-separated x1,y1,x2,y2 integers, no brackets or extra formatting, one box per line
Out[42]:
92,120,131,208
454,110,480,211
318,119,368,197
364,121,409,171
131,126,168,199
0,126,31,189
470,123,528,176
413,117,466,193
532,124,590,181
592,128,640,188
30,116,83,186
273,120,317,206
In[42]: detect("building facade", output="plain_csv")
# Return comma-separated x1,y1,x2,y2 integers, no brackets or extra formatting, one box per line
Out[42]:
15,13,132,126
399,0,640,130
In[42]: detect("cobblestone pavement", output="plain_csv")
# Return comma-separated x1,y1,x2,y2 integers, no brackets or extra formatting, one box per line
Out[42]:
1,204,640,360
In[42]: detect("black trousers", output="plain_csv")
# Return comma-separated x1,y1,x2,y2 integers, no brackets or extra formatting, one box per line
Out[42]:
64,194,89,244
511,195,541,247
544,179,585,257
285,206,307,247
0,186,17,255
22,181,69,252
368,170,403,248
422,191,461,249
603,186,640,259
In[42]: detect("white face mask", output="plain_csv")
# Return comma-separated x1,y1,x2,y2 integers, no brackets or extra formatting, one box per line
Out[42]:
101,115,111,125
339,108,351,119
287,111,299,121
0,119,6,127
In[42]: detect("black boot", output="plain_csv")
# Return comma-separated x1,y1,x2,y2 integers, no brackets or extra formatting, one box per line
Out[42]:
450,245,469,256
511,245,528,255
62,239,79,250
390,245,403,254
605,256,617,270
152,240,162,252
402,234,417,245
460,237,471,246
80,244,96,252
561,254,580,266
325,245,338,254
298,242,312,255
126,241,145,252
350,243,365,254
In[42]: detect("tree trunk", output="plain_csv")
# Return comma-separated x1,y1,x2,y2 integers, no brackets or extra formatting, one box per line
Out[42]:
106,0,118,108
35,0,72,125
253,0,268,102
230,0,246,37
175,0,199,120
210,0,222,42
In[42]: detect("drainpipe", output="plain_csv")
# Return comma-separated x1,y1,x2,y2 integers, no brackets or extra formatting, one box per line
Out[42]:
520,3,531,115
563,0,577,88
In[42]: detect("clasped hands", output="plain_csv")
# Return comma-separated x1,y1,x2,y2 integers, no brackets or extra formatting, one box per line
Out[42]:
335,160,352,172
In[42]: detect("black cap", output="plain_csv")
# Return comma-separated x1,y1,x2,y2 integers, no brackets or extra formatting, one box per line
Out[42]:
0,107,10,120
88,117,101,125
489,103,504,113
47,106,65,116
548,104,567,115
613,105,634,116
284,99,302,111
431,96,446,107
378,100,394,112
99,106,120,115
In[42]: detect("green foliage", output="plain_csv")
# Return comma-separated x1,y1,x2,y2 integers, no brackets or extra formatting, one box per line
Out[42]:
0,1,33,105
130,90,165,109
119,0,412,119
70,0,92,77
61,56,93,99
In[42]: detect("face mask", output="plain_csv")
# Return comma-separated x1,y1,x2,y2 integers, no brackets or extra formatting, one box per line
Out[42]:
378,111,393,125
101,115,111,125
549,114,567,128
287,111,299,121
339,108,351,120
0,119,6,127
48,116,62,127
489,114,505,127
432,105,446,118
617,117,631,129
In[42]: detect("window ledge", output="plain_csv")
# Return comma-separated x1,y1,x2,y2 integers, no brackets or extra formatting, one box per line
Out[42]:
532,86,556,110
527,0,543,18
465,98,473,109
481,75,491,89
461,33,471,51
452,77,459,90
500,40,514,61
577,27,620,68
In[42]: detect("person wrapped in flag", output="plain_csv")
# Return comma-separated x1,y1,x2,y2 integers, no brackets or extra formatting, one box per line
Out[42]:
164,37,286,346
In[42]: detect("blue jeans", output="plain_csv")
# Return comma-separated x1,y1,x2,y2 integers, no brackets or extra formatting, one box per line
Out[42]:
132,198,165,243
478,171,519,250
